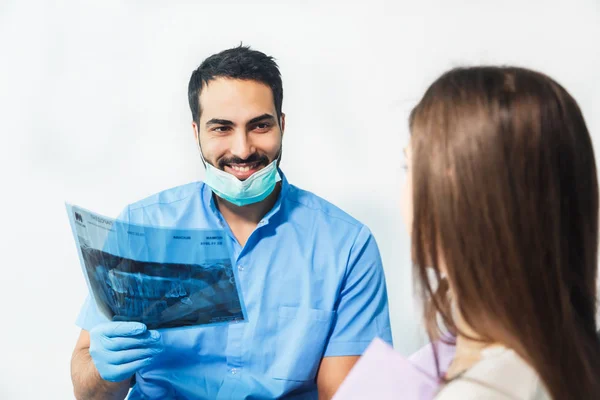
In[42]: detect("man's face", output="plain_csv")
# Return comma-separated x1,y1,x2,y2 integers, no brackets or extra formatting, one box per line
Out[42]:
193,78,284,181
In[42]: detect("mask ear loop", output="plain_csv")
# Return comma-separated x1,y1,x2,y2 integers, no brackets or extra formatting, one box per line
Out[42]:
276,116,284,168
196,132,207,168
274,145,283,168
197,126,283,170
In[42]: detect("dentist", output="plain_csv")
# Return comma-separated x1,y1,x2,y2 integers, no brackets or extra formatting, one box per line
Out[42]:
70,45,392,400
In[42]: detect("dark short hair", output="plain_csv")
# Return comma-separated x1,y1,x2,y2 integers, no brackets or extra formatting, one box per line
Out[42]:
188,45,283,124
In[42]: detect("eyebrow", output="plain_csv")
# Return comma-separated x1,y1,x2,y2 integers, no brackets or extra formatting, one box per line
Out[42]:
247,113,275,125
205,118,234,127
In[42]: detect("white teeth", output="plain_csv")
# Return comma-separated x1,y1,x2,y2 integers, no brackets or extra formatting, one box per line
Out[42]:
231,165,252,172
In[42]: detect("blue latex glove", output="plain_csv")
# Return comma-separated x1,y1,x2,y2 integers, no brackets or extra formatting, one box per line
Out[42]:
89,322,164,382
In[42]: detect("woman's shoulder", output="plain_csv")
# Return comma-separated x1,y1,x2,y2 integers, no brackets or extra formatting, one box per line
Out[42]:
435,347,550,400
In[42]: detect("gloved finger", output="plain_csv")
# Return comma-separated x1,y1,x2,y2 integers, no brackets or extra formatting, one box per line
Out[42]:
100,330,162,352
97,357,154,383
103,345,163,366
93,322,147,338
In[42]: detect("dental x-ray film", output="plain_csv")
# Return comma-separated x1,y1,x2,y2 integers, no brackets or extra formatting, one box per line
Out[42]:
66,203,247,329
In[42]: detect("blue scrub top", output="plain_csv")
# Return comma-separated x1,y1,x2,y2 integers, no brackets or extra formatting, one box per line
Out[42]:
76,172,393,399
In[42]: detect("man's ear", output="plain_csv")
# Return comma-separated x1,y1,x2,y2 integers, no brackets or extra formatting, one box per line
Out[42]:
192,121,199,141
280,113,286,136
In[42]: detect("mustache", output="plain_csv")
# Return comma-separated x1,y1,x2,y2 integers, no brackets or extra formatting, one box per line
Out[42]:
218,153,270,169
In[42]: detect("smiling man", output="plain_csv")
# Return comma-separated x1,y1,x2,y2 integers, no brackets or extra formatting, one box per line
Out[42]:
71,45,392,400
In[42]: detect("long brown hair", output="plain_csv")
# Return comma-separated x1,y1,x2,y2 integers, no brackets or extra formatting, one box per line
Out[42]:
410,66,600,398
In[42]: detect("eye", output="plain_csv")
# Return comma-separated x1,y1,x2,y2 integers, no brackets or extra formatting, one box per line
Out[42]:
212,126,231,133
253,123,272,133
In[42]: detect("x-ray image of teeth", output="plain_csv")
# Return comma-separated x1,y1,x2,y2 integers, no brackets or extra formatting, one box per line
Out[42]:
66,203,247,329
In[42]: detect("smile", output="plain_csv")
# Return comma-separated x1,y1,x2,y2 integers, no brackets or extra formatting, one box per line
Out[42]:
225,162,264,180
229,162,260,172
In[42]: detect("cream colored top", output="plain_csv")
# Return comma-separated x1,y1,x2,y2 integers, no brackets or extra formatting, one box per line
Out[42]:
435,346,550,399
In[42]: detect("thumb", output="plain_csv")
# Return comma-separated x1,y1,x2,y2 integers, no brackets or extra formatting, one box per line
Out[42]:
96,321,147,338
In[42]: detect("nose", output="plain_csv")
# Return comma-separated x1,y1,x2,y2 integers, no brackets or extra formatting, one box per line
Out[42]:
229,130,255,160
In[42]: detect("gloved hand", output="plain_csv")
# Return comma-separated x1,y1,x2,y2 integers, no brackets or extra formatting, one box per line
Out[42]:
89,322,164,382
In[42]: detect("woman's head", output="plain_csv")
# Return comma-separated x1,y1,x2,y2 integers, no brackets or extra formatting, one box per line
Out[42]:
406,66,600,398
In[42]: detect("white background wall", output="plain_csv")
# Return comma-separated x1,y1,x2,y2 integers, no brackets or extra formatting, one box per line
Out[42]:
1,0,598,398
